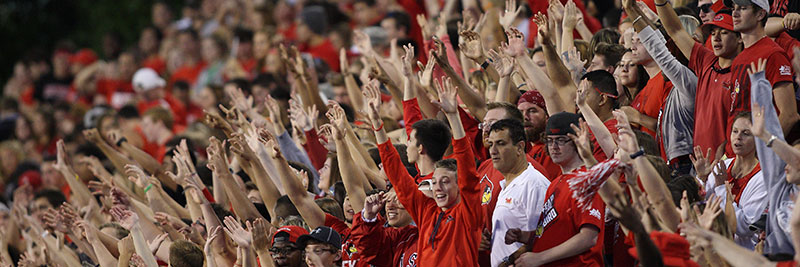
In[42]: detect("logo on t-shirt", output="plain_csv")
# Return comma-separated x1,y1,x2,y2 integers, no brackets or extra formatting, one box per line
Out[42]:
535,194,557,237
404,252,418,267
780,65,792,76
589,208,602,220
481,175,493,205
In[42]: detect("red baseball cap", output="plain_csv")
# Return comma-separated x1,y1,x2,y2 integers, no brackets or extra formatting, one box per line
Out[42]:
629,231,699,267
700,14,734,38
69,49,98,66
18,170,42,191
272,225,309,245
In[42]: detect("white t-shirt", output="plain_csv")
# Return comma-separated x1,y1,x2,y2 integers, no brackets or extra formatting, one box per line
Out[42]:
490,163,550,267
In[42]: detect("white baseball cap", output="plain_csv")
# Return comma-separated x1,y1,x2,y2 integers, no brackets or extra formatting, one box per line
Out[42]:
726,0,769,12
132,68,166,93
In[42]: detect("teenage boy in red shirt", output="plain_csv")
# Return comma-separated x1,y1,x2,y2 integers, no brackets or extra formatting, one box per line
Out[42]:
507,112,605,267
728,0,798,142
367,79,483,266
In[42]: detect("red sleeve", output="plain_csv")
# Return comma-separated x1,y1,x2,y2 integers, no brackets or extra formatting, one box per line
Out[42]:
689,42,715,73
442,35,464,79
378,140,430,223
324,213,351,237
457,107,485,162
202,188,216,203
302,129,328,170
575,192,605,231
403,98,424,138
453,137,483,227
396,0,426,63
350,212,393,267
764,50,794,87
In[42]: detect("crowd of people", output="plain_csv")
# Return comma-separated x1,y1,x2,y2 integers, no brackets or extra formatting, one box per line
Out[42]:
2,0,800,266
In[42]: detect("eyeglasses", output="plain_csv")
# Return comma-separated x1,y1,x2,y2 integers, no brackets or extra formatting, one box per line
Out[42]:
699,3,712,13
269,246,300,255
543,137,573,147
478,120,496,130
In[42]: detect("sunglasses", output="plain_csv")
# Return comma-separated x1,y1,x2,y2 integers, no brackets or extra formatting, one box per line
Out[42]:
699,3,712,13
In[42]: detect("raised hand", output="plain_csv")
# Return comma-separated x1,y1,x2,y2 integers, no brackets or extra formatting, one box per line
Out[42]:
289,99,314,132
124,164,149,189
459,30,484,61
533,12,551,45
54,139,71,173
431,78,458,114
416,14,433,40
487,49,514,77
690,146,718,183
431,36,449,67
568,120,595,162
695,195,723,230
204,226,223,254
363,192,385,220
110,206,139,229
616,127,639,154
204,110,233,132
226,86,254,113
613,109,633,133
416,51,436,88
223,216,253,248
251,218,272,252
401,44,415,76
80,156,111,182
548,0,565,23
362,81,383,128
148,233,169,254
353,30,374,56
751,103,768,140
325,101,348,140
711,161,730,188
82,128,105,144
606,187,644,232
502,27,526,57
499,0,522,30
562,0,579,29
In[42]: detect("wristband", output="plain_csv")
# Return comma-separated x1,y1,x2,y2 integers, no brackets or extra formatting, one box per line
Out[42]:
629,148,645,159
480,60,491,70
633,16,643,25
516,83,527,89
766,135,778,147
655,1,668,6
143,184,153,193
116,137,127,147
372,123,384,132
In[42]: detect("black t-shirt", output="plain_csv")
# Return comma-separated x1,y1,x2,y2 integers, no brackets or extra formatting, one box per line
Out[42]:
33,73,73,103
770,0,800,39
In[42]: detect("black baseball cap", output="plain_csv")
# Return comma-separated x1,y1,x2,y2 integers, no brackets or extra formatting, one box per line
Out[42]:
297,226,342,249
545,112,581,136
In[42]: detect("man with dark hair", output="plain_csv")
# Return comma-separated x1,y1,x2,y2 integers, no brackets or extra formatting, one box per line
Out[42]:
168,240,204,267
169,29,206,88
577,70,620,162
370,81,482,266
298,226,342,267
508,112,605,266
516,91,561,179
271,225,310,267
274,195,302,226
486,119,550,266
407,119,453,195
381,11,411,41
588,43,626,73
31,189,66,223
297,6,340,72
727,0,799,143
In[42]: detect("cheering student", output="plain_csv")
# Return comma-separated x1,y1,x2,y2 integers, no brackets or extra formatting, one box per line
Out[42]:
368,78,483,266
485,118,550,267
506,112,606,267
270,225,311,267
728,0,798,140
351,189,418,267
298,226,343,267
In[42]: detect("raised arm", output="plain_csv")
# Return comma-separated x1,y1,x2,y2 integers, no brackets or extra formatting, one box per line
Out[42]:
681,223,774,267
432,78,466,139
534,14,578,113
616,111,680,232
650,0,693,58
431,37,488,120
207,138,263,222
489,49,517,104
230,133,280,218
504,25,566,114
261,131,327,228
340,49,365,113
575,88,616,159
327,102,368,213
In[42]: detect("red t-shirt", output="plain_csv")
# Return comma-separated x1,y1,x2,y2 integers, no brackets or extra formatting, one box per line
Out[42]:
350,212,418,267
589,119,619,162
378,137,483,267
169,61,207,89
142,56,167,75
689,42,734,158
96,78,135,109
532,167,606,267
137,94,187,127
324,214,369,267
728,37,794,155
774,32,800,60
726,158,761,204
527,141,562,181
631,72,673,137
299,39,340,72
